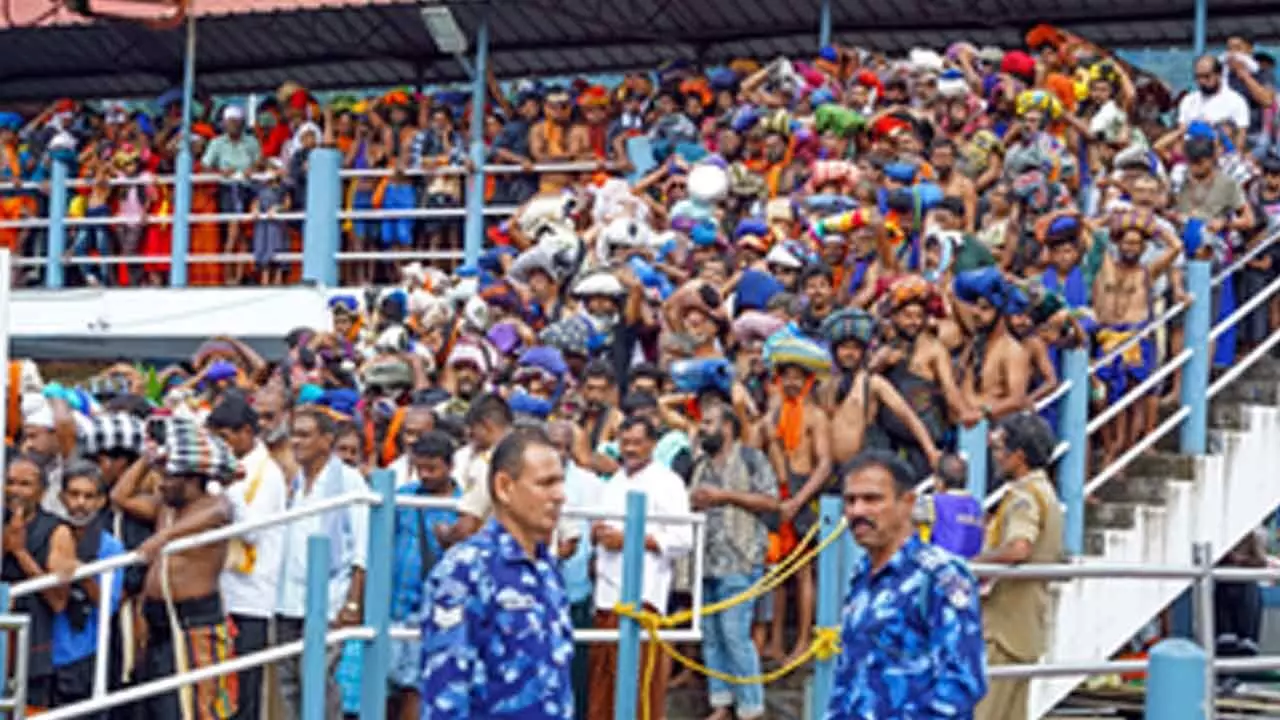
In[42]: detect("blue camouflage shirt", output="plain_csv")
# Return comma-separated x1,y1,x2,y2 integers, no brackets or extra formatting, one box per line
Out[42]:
420,516,575,720
825,536,987,719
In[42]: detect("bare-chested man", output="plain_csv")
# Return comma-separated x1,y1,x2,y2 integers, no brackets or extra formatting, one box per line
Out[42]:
820,308,941,469
530,88,588,193
763,354,831,664
867,277,978,477
930,139,979,232
953,278,1034,424
133,420,238,720
1092,215,1182,465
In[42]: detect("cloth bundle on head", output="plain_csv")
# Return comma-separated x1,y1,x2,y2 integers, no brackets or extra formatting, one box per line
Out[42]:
1035,209,1083,246
763,335,832,377
821,308,876,347
669,358,735,397
163,417,238,480
953,268,1029,315
447,338,492,374
806,160,858,194
937,69,969,99
1110,207,1157,237
316,389,360,421
539,316,595,357
881,275,944,317
732,311,786,345
735,268,785,311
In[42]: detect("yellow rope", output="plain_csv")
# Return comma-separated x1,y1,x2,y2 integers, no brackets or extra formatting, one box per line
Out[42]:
615,518,850,720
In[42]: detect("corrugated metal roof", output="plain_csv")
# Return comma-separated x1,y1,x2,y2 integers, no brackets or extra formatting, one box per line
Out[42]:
0,0,1278,102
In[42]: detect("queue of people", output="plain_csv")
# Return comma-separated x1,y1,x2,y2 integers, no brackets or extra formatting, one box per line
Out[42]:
2,22,1280,720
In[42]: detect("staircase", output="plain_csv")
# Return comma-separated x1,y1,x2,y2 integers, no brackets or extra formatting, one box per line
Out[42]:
1029,358,1280,718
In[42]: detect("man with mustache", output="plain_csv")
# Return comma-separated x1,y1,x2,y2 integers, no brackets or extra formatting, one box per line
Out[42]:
588,416,692,720
420,427,572,719
975,413,1063,720
825,449,985,719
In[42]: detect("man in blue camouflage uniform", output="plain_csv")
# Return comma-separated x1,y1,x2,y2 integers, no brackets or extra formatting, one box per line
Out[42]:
419,427,574,719
826,449,987,719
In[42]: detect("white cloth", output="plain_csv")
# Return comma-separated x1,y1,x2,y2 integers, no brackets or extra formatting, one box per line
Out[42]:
220,442,287,618
276,457,370,620
557,462,603,544
592,461,693,615
389,454,416,489
1177,87,1251,130
454,444,493,519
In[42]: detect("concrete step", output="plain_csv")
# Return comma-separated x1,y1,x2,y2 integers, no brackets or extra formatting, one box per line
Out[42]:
1239,356,1280,382
1091,475,1167,505
1124,451,1195,480
1213,377,1280,406
1085,502,1136,531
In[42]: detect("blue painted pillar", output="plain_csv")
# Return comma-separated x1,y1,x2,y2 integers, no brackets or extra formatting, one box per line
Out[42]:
303,535,331,720
1145,638,1207,719
0,583,10,686
1180,261,1212,455
359,470,395,719
959,419,990,500
614,491,647,720
463,19,489,269
811,495,845,719
818,0,832,49
1193,0,1208,56
1058,346,1090,555
302,148,341,287
170,13,198,288
45,159,68,289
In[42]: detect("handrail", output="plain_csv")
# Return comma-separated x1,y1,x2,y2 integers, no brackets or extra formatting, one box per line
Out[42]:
1209,269,1280,343
1085,348,1192,435
4,160,612,192
9,489,381,599
0,203,520,230
392,494,709,526
1210,231,1280,289
36,626,368,720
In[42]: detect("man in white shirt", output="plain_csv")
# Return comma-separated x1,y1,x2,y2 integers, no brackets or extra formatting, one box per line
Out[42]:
274,409,370,719
1178,55,1251,141
206,396,287,720
587,416,693,720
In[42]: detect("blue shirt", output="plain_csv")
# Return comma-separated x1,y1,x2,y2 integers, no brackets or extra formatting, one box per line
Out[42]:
52,531,125,667
391,484,459,624
420,517,574,720
825,536,987,719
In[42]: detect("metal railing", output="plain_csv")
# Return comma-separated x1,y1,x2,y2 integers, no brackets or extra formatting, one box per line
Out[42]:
0,472,708,719
953,230,1280,557
6,156,619,286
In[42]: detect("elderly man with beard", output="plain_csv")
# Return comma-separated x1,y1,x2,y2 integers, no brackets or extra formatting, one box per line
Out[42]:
820,308,940,471
49,463,126,714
